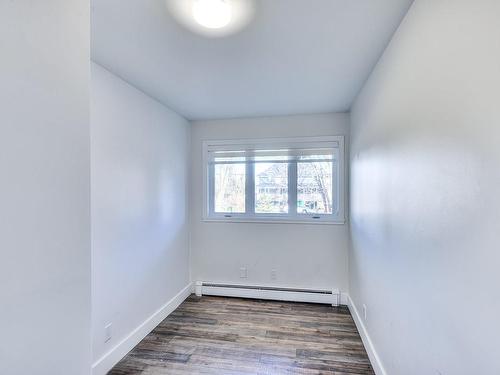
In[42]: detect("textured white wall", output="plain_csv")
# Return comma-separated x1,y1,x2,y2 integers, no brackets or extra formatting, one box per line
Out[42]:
350,0,500,374
190,113,350,292
91,64,190,363
0,1,91,374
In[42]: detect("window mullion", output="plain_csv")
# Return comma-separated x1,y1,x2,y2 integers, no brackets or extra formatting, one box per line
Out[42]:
288,162,298,218
246,162,255,215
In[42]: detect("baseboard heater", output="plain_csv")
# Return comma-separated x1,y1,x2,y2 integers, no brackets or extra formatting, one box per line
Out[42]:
195,282,340,306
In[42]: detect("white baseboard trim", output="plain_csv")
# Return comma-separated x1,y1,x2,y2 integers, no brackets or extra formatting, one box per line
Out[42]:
346,294,386,375
91,282,193,375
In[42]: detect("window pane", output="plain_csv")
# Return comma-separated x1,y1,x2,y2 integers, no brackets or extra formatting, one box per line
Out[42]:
214,164,245,213
297,161,333,214
255,163,288,214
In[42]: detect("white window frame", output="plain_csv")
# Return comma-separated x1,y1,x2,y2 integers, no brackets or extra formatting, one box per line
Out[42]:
202,136,345,224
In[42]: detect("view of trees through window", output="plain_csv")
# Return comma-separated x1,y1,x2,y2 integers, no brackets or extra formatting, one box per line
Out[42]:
214,164,245,213
214,161,333,215
297,161,333,214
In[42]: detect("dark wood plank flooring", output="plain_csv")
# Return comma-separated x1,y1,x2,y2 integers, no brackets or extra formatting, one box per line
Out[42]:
109,295,374,374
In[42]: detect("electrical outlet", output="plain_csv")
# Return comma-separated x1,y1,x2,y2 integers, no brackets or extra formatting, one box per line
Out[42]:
362,304,367,321
270,269,277,280
239,267,247,278
104,323,112,343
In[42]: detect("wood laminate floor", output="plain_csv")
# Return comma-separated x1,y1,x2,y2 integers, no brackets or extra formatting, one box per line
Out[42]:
109,295,374,375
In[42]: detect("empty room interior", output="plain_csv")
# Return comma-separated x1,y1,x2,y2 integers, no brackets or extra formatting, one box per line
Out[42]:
2,0,500,374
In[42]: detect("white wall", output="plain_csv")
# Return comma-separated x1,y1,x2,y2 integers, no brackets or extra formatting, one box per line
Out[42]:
0,1,91,374
91,64,190,366
350,1,500,374
190,113,349,292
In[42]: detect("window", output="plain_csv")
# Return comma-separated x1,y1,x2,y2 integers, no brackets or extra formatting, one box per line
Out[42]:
203,136,345,223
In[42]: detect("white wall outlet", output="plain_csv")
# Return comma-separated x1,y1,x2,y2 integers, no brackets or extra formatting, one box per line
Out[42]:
104,323,112,343
239,267,247,278
362,304,367,321
270,269,277,280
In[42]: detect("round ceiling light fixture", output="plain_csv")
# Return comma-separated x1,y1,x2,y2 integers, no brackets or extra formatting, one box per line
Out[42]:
192,0,232,29
166,0,255,38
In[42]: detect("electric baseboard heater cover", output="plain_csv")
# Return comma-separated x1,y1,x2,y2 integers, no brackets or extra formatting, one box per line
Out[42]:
195,282,340,306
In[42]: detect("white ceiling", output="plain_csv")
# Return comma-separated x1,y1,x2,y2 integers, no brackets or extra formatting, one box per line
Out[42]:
91,0,413,120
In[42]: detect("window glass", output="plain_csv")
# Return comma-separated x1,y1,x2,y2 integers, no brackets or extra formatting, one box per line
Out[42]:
255,163,288,214
297,161,333,214
214,164,245,213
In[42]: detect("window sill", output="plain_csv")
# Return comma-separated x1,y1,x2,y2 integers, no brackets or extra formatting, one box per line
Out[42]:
202,217,346,225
